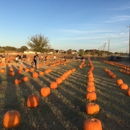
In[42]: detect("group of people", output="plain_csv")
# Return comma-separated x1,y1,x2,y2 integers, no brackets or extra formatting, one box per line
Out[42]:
77,55,85,62
32,53,57,69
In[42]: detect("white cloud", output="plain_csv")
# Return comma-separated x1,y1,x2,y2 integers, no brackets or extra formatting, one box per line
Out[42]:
106,15,130,23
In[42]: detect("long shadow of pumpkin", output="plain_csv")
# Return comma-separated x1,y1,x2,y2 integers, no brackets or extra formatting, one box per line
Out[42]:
29,77,66,130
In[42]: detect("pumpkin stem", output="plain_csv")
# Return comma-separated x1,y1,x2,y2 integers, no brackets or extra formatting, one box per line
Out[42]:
91,118,96,122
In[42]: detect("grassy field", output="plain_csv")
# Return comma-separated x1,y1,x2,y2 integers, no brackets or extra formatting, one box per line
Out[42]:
0,59,130,130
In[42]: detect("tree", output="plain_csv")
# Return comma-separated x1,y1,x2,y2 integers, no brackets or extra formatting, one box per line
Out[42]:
67,49,72,54
20,46,28,52
27,34,50,52
78,49,84,56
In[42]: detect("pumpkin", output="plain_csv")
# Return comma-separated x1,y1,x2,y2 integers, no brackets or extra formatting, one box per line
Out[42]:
126,88,130,96
88,77,94,82
119,69,123,72
63,73,68,78
32,72,38,78
86,91,97,101
60,75,66,81
83,118,102,130
56,78,62,84
108,72,114,76
88,73,93,78
27,94,39,108
79,65,82,68
19,66,23,70
116,79,123,85
0,68,5,73
72,68,76,72
120,84,128,90
39,71,44,76
17,69,22,74
30,68,34,72
9,71,15,76
86,86,95,92
104,68,108,72
9,67,13,71
110,74,116,79
86,103,100,115
3,110,21,129
87,81,95,87
50,82,58,89
25,68,30,73
14,79,22,85
22,76,28,82
41,87,50,97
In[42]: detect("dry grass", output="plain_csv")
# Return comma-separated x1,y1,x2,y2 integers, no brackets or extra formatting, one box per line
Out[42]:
0,59,130,130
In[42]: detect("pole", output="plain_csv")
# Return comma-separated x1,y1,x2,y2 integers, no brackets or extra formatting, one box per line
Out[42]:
129,26,130,61
127,26,130,61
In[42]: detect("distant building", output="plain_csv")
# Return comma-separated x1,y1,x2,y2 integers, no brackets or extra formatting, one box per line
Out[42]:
24,50,40,54
72,50,77,54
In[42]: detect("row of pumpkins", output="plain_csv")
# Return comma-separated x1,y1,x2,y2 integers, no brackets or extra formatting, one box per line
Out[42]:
0,59,69,74
83,58,103,130
104,68,129,90
2,66,76,129
103,60,130,75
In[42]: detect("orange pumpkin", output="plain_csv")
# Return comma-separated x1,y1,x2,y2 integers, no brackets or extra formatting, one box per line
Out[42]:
9,71,15,76
32,72,38,78
60,75,66,81
27,94,39,108
17,69,22,74
14,79,22,85
39,71,44,76
126,88,130,96
86,91,97,101
56,78,62,84
88,77,94,82
87,81,95,87
50,82,58,89
79,65,82,68
30,68,34,72
9,67,13,71
83,118,102,130
72,68,76,72
3,110,21,129
22,76,28,82
110,74,116,79
116,79,123,85
120,84,128,90
88,73,93,78
86,103,100,115
41,87,50,97
25,68,30,73
86,86,95,92
19,66,23,70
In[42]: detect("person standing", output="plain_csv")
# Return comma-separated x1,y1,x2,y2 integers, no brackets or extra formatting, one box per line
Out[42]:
33,53,39,69
36,54,39,69
1,54,5,65
18,54,22,64
54,55,56,60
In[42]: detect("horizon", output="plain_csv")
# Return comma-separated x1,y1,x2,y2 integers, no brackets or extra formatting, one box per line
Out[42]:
0,0,130,53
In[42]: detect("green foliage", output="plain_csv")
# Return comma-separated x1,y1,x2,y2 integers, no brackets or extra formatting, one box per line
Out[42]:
27,34,50,52
78,49,84,56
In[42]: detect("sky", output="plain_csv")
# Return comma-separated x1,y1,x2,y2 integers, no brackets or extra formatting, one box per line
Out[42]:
0,0,130,53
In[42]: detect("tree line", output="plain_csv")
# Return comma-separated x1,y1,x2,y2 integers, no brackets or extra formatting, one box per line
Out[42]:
0,34,128,56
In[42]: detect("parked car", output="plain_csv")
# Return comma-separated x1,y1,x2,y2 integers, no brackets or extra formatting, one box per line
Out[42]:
109,55,122,61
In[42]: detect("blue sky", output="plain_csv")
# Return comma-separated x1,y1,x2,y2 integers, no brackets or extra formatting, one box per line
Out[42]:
0,0,130,52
